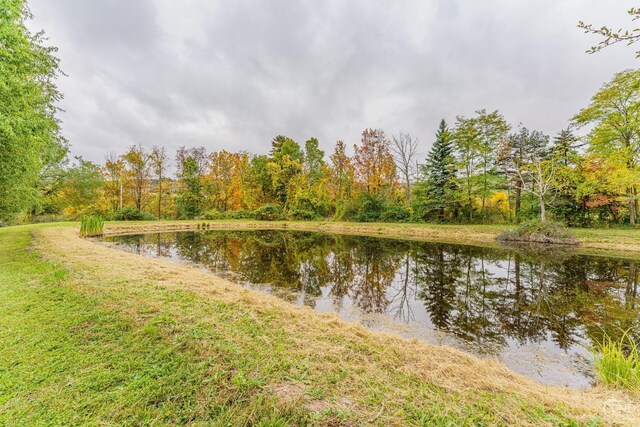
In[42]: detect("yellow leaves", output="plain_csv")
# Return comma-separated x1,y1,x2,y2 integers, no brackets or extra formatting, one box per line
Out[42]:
487,191,510,214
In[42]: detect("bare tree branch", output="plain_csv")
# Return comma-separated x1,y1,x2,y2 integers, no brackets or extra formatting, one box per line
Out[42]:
391,133,419,204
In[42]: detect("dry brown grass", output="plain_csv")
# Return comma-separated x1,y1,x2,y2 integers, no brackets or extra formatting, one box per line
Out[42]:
35,223,640,425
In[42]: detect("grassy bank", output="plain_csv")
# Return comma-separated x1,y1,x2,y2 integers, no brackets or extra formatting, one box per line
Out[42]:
1,224,638,425
104,220,640,258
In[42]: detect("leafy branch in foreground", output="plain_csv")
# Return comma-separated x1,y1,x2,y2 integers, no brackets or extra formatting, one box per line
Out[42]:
578,7,640,57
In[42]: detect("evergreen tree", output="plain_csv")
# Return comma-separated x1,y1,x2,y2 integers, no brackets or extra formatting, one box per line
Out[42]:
417,120,457,220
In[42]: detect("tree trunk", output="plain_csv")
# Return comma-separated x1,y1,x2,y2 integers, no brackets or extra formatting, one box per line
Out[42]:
632,186,638,226
540,195,546,223
157,175,162,220
515,184,521,220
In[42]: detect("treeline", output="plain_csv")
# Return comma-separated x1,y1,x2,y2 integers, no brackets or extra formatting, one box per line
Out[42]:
3,0,640,227
30,69,640,227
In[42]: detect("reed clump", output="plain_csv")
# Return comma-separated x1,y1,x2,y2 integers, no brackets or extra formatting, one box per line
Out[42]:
80,216,105,237
594,329,640,392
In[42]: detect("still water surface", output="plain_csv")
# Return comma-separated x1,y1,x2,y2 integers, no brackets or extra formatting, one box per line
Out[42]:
104,230,640,389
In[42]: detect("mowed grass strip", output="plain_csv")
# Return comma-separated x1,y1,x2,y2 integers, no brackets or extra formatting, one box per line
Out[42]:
0,224,617,425
0,227,305,425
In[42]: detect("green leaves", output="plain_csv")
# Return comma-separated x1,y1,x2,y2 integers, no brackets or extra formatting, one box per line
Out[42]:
0,0,67,220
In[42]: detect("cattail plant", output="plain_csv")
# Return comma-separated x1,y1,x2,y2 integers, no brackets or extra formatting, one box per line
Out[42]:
80,216,105,237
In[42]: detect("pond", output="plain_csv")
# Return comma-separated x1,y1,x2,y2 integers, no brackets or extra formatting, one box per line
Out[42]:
103,229,640,389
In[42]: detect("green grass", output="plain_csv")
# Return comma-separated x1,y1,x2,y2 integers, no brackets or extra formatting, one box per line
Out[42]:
79,215,104,237
0,227,305,425
0,225,606,425
594,330,640,392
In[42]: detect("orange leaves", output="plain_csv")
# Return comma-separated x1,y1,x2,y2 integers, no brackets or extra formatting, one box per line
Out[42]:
353,129,398,196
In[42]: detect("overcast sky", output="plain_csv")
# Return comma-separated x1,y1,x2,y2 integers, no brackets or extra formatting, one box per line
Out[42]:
28,0,638,164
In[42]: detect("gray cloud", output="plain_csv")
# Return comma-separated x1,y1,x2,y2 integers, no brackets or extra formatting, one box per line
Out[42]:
28,0,638,164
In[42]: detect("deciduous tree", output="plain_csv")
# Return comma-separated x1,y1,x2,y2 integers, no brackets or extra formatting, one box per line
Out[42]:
0,0,67,221
329,141,355,205
391,132,418,205
573,69,640,225
353,129,397,196
122,144,150,211
149,146,169,219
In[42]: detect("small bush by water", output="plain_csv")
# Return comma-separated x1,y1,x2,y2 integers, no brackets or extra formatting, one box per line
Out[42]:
79,216,104,237
203,209,254,220
254,204,284,221
498,220,578,245
594,330,640,392
113,207,155,221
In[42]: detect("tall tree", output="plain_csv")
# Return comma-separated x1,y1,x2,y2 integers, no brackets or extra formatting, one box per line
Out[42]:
453,110,509,220
573,69,640,225
419,119,457,220
267,136,303,207
122,144,150,211
474,110,510,216
304,137,326,183
515,152,557,223
104,153,125,212
391,132,418,205
207,150,250,211
149,146,169,219
175,147,206,219
271,135,303,162
498,126,549,219
0,0,67,221
453,116,481,219
353,129,397,196
56,157,103,217
329,141,355,206
550,129,585,224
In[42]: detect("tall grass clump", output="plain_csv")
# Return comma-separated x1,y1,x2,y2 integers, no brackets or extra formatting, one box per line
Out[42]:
80,216,104,237
594,330,640,392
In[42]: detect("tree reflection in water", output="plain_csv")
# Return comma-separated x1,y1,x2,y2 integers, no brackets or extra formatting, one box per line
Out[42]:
107,230,640,384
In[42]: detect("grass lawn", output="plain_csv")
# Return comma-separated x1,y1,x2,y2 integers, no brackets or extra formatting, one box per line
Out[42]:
0,223,637,425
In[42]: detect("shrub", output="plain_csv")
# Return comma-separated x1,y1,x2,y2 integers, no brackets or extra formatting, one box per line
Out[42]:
498,219,578,245
594,330,640,392
288,208,319,220
254,204,284,221
381,205,411,222
226,209,254,219
203,209,224,220
202,209,255,220
30,214,66,224
113,207,155,221
80,216,104,237
335,193,388,222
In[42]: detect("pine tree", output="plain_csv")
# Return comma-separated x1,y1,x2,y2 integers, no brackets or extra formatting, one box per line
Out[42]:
420,120,457,220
